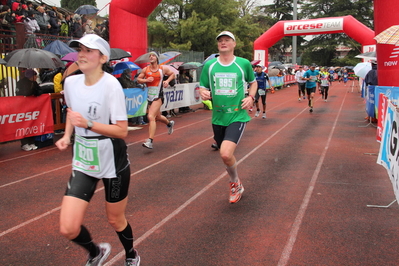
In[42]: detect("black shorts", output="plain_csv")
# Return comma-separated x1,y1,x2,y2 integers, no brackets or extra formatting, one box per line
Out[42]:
65,166,131,203
306,87,316,95
212,122,247,148
254,90,267,104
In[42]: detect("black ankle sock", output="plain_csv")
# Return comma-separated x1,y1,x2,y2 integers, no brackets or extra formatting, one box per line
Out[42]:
149,138,153,142
72,225,99,258
116,223,136,259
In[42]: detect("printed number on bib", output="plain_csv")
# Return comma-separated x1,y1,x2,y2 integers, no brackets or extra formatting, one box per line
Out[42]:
73,135,101,172
215,73,237,96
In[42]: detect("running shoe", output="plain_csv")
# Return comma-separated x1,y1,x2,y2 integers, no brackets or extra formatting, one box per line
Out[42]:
211,143,219,150
298,97,301,101
303,95,306,99
142,139,153,149
30,144,38,150
254,110,260,117
167,120,175,135
229,179,244,204
85,243,111,266
21,144,32,151
262,113,266,119
125,250,141,266
309,107,313,113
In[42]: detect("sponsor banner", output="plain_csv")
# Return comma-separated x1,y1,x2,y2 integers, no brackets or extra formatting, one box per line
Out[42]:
269,76,284,87
284,75,296,85
284,18,343,34
375,86,399,114
123,88,148,118
0,94,54,143
377,94,388,142
377,100,399,203
365,85,375,118
161,83,202,111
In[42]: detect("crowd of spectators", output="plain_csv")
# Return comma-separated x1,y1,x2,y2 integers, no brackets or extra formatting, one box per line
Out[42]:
0,0,109,41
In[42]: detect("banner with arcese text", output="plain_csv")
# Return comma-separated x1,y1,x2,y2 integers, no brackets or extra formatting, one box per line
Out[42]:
0,94,54,143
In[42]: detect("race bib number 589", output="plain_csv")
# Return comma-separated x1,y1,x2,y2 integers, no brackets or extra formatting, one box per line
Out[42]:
215,73,237,96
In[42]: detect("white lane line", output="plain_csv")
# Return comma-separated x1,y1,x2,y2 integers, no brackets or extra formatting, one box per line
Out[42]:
0,137,213,238
105,105,310,265
277,91,348,266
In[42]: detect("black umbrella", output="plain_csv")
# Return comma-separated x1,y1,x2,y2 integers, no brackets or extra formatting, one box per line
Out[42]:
0,58,6,64
110,48,132,61
75,5,99,15
268,61,283,67
271,65,286,70
178,63,199,70
4,48,64,69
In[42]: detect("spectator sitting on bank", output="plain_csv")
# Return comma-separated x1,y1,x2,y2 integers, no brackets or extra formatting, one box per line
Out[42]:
1,5,16,31
179,69,193,83
23,9,39,34
71,13,82,38
117,68,136,89
13,3,25,22
48,10,59,35
94,23,102,36
84,19,94,35
53,67,65,93
16,69,40,151
35,6,50,34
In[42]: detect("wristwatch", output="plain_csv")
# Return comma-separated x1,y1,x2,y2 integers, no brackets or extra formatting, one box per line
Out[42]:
86,120,93,130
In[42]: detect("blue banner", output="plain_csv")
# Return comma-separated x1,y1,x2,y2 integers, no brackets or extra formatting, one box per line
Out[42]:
374,86,399,117
269,76,284,87
123,88,148,118
365,85,375,118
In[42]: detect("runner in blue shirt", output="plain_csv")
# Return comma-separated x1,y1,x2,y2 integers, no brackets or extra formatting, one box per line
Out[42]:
302,63,319,113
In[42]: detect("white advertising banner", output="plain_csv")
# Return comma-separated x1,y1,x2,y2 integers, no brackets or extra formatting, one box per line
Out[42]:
161,83,202,111
377,100,399,203
284,18,344,35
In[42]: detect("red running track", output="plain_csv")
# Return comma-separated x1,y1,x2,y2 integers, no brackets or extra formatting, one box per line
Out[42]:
1,81,399,266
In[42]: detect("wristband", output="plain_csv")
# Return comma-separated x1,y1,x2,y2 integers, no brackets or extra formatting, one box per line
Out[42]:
248,95,255,101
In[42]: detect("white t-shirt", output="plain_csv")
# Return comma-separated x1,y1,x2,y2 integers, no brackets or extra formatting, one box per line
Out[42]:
64,72,128,178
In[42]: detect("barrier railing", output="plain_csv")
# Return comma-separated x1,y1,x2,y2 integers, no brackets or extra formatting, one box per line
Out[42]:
51,93,66,131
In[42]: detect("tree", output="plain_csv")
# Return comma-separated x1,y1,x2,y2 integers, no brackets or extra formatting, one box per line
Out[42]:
148,0,263,59
299,0,373,66
60,0,97,12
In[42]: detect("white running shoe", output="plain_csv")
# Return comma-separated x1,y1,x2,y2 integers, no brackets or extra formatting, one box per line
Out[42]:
21,144,32,151
30,144,38,150
85,243,111,266
142,139,153,149
167,120,175,135
254,110,260,117
262,113,266,119
125,250,141,266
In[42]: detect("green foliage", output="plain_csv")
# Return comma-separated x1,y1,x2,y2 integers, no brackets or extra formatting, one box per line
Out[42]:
60,0,97,12
147,0,373,64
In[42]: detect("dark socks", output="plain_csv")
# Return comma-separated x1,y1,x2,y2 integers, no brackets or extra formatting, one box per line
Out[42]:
116,223,136,259
72,225,99,258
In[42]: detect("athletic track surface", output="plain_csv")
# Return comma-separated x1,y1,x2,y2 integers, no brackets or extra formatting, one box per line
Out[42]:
1,81,399,266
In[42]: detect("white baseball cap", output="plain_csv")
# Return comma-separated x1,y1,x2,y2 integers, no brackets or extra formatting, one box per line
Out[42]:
216,31,235,41
69,34,111,62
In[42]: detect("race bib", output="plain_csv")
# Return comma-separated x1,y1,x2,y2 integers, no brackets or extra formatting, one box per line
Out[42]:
258,89,265,96
309,75,317,82
148,86,158,101
73,135,100,172
215,73,237,96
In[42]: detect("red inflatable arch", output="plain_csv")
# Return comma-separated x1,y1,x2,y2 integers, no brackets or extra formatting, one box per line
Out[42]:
109,0,162,61
254,15,375,68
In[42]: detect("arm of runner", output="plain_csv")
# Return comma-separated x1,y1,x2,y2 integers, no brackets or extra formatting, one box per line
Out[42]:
163,67,176,88
242,81,257,110
66,108,128,139
199,87,211,100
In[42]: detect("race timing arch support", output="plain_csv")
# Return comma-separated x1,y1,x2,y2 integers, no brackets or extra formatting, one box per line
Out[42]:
109,0,162,61
254,15,375,69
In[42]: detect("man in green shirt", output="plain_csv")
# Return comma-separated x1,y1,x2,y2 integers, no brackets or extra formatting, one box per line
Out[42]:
200,31,257,204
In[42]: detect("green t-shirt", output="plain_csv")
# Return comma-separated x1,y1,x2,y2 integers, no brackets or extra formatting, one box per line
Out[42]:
200,56,255,126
